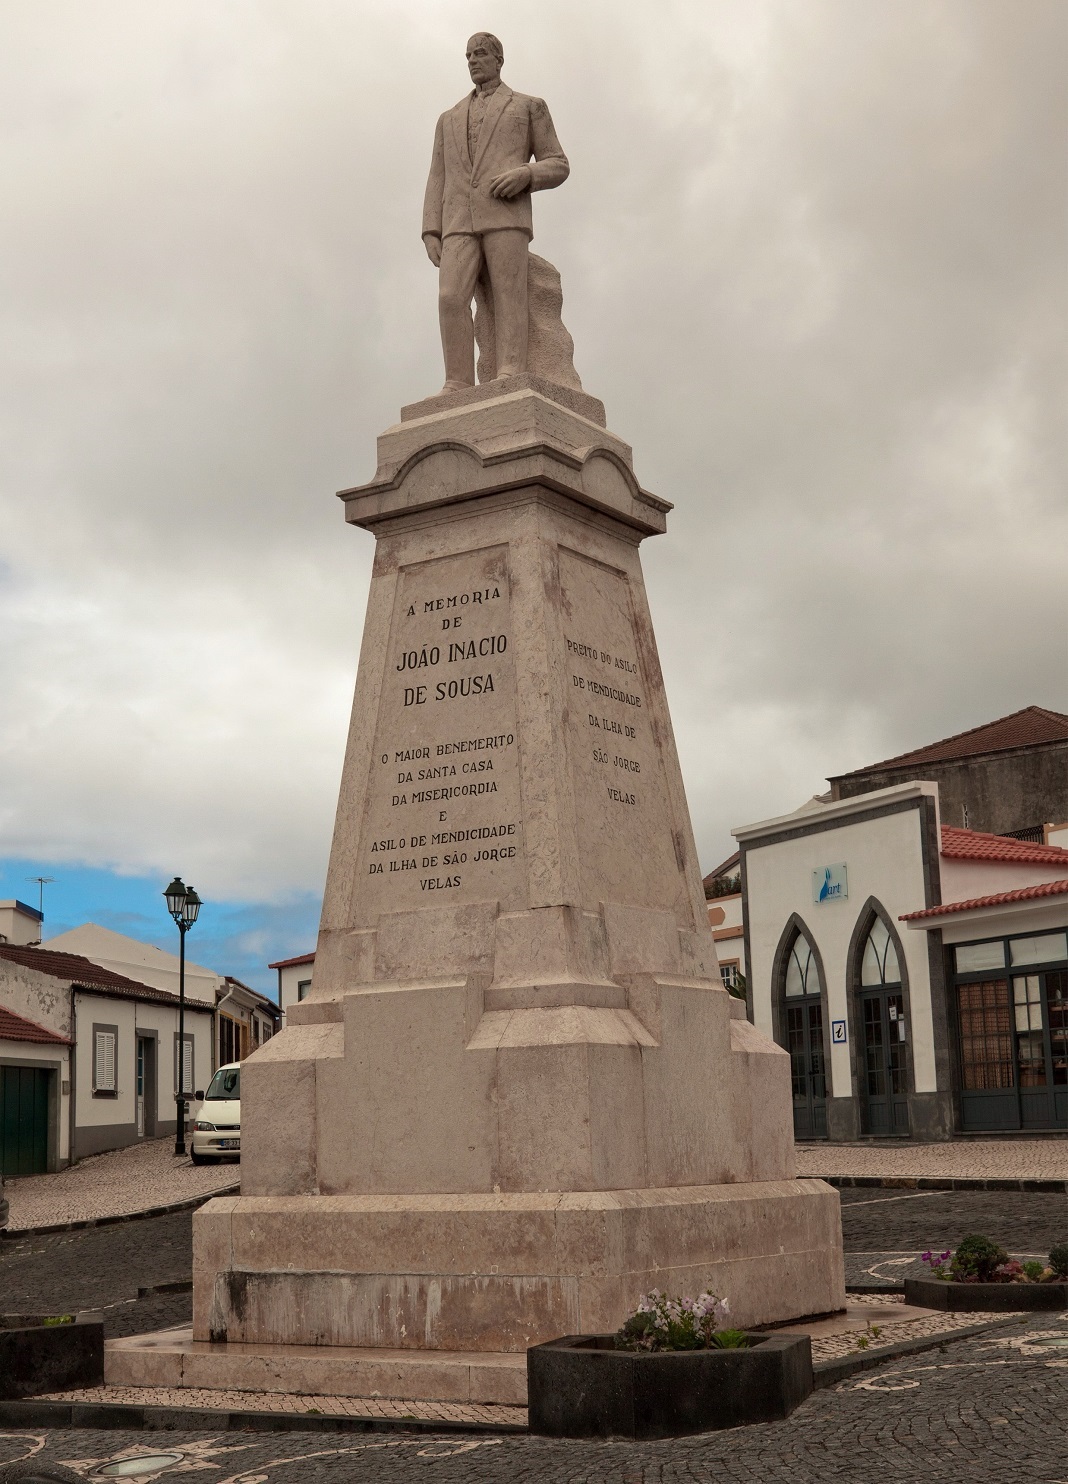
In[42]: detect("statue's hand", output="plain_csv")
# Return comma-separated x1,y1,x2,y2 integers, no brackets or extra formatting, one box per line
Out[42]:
489,166,531,200
423,233,442,267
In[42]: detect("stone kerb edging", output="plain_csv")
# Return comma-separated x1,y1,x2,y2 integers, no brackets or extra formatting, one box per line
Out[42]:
0,1315,1028,1437
0,1185,239,1241
812,1175,1066,1194
0,1399,525,1437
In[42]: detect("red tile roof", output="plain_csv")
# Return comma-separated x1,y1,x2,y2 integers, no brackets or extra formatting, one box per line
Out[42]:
834,706,1068,778
702,853,740,898
0,1005,72,1046
901,879,1068,921
0,943,214,1010
267,952,316,970
940,826,1068,864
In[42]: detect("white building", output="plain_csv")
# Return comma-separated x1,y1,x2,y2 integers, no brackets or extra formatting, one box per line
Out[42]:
701,852,746,993
268,952,315,1019
0,926,214,1170
736,782,1067,1141
46,924,278,1071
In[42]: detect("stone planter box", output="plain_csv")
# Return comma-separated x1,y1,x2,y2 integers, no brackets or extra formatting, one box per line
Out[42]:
905,1278,1068,1312
527,1332,813,1439
0,1314,104,1400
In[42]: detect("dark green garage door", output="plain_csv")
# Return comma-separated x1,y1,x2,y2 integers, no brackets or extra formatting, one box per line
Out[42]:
1,1066,51,1176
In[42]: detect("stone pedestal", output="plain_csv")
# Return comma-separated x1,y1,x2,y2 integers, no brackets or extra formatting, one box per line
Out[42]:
185,380,844,1402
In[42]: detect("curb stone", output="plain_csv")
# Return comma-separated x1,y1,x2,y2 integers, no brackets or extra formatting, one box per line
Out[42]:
0,1186,240,1241
811,1312,1028,1388
813,1175,1066,1194
0,1399,526,1437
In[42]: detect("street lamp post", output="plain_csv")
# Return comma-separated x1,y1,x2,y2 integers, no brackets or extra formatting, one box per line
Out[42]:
163,877,202,1157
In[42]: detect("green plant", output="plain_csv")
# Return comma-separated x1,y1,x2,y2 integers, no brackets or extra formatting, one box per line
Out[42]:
854,1322,883,1351
1049,1243,1068,1278
616,1290,734,1352
950,1235,1009,1283
709,1328,750,1349
1022,1260,1046,1282
43,1315,74,1326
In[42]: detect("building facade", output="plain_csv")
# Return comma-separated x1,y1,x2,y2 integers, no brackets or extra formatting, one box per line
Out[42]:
827,705,1068,839
0,937,215,1169
269,952,316,1019
46,923,278,1071
702,852,746,992
737,782,1067,1141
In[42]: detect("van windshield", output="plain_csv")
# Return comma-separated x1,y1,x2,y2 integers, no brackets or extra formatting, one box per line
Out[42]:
205,1067,240,1101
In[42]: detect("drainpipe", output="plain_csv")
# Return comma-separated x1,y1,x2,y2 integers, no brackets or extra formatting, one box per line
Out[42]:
68,986,77,1167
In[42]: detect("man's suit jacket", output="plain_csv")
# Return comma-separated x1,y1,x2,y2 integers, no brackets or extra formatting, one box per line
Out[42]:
422,83,569,241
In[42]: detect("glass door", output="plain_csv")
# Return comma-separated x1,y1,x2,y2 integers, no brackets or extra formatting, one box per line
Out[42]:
859,989,910,1135
1014,969,1068,1130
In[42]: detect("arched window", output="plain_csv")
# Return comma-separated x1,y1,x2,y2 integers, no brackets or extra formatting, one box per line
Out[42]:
855,912,909,1135
786,934,821,998
861,917,900,987
781,928,826,1138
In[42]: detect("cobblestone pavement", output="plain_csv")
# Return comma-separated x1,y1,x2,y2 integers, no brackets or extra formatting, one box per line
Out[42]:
796,1136,1067,1182
4,1191,1063,1335
2,1313,1065,1481
0,1212,194,1337
838,1187,1066,1255
3,1139,238,1231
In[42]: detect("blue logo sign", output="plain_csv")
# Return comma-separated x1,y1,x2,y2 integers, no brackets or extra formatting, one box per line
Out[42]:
831,1019,847,1044
813,863,848,904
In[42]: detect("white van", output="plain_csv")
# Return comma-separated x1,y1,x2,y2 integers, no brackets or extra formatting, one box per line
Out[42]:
191,1062,240,1164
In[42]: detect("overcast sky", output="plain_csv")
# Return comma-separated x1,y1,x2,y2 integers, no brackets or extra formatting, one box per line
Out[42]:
1,0,1064,978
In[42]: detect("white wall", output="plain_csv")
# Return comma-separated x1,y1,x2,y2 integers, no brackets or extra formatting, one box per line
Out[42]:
741,795,937,1095
278,961,314,1016
0,958,71,1036
941,854,1068,902
929,901,1068,947
706,893,746,981
72,991,214,1154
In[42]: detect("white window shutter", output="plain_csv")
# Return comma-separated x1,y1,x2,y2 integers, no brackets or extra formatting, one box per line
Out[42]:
182,1037,193,1095
95,1030,116,1091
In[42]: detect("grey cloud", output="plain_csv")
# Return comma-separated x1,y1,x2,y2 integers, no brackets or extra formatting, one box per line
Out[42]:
1,0,1064,898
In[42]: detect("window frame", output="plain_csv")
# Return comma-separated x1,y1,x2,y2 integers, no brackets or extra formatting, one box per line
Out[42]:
91,1023,119,1097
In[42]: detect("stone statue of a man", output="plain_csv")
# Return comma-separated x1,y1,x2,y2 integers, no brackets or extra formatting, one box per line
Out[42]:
422,33,570,393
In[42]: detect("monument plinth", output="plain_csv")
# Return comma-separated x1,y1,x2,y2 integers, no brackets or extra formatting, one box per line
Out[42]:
173,380,844,1406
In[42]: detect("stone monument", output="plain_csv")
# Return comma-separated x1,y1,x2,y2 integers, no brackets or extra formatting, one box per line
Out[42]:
131,35,845,1408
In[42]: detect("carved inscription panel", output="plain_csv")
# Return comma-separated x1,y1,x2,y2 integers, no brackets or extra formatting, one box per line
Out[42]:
559,547,688,917
357,546,524,915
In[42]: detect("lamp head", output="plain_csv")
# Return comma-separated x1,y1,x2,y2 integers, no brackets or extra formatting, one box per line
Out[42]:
182,887,202,926
163,877,187,920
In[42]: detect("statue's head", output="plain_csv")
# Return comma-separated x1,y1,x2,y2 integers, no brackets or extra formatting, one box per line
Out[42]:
466,32,503,87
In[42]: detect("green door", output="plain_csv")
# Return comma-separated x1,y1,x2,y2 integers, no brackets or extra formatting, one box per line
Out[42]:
1,1066,51,1176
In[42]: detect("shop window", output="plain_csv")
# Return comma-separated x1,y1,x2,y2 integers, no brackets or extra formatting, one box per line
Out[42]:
958,980,1013,1089
954,933,1068,1131
955,940,1005,974
1009,933,1068,968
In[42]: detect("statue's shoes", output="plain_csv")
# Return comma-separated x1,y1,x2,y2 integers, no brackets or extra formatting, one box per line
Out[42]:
438,379,475,394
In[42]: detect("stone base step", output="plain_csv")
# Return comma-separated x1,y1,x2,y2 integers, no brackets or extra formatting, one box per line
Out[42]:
106,1326,528,1406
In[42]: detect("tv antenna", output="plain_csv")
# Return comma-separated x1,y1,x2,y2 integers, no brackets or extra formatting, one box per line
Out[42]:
26,876,55,919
